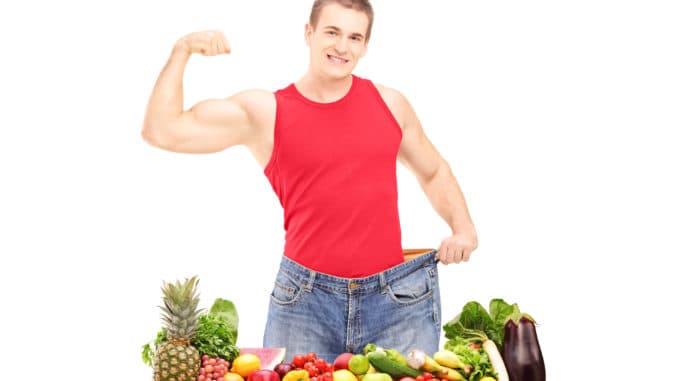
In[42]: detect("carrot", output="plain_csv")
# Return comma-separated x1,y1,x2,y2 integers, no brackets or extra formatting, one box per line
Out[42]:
482,340,509,381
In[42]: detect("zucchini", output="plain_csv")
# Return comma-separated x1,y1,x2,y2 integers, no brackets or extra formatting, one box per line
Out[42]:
367,351,423,378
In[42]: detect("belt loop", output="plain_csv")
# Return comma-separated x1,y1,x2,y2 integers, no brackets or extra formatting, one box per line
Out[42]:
304,270,316,292
379,272,387,292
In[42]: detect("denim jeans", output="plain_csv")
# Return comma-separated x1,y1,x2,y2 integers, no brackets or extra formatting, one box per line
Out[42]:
262,249,441,364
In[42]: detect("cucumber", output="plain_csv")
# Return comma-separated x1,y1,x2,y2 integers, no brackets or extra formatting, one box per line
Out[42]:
367,351,423,378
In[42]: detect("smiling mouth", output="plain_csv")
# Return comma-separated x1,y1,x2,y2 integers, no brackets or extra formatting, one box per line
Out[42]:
327,54,349,64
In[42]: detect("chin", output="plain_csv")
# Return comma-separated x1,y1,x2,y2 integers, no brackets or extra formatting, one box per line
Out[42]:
322,65,355,79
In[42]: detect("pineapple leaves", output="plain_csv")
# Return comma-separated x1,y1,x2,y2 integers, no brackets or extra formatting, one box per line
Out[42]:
142,274,240,367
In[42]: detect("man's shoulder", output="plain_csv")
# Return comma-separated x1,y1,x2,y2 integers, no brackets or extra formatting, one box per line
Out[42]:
360,78,403,102
366,81,409,113
229,89,276,112
232,88,276,102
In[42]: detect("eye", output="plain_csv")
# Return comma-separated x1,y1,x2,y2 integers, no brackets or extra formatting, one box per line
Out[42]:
351,36,363,42
326,30,337,36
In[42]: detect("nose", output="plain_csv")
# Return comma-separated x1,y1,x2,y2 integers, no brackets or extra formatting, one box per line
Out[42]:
334,37,349,54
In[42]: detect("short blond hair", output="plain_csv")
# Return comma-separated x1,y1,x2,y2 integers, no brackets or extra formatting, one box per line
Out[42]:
309,0,374,41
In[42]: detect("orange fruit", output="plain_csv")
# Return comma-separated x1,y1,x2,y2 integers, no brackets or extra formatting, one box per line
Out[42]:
231,353,261,378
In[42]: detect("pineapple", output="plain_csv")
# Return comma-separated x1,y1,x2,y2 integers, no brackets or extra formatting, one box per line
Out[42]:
153,276,204,381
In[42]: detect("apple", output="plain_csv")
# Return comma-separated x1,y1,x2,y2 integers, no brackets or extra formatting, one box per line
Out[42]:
333,352,354,370
249,369,281,381
273,363,293,379
399,377,416,381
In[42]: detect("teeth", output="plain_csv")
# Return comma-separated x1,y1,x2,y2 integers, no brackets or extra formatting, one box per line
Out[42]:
328,55,347,63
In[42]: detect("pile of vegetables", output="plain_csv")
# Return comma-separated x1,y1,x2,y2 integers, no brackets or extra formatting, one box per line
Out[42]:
142,297,240,366
442,298,545,381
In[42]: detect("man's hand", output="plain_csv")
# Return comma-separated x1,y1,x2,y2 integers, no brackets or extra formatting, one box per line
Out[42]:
436,231,478,264
174,30,231,56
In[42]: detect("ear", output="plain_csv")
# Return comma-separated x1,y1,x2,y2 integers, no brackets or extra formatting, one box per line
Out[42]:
304,23,313,46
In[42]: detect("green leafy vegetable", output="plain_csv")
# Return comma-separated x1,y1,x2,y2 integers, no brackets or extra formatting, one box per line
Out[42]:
443,298,538,355
444,337,496,381
141,328,167,366
209,298,239,343
194,313,239,361
488,298,517,345
140,298,240,366
443,301,500,347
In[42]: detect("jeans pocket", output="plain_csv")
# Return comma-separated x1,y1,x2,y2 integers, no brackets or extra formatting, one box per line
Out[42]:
386,265,434,305
270,271,304,306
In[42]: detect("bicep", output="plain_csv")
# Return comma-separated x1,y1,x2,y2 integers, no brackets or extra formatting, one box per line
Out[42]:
173,97,251,153
147,90,271,154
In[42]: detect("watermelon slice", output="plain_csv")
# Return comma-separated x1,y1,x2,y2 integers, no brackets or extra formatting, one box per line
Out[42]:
238,347,286,370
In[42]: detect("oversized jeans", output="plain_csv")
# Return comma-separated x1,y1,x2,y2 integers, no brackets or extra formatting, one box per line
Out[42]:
262,249,441,363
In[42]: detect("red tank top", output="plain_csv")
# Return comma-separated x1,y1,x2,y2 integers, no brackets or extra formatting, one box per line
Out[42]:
264,75,404,277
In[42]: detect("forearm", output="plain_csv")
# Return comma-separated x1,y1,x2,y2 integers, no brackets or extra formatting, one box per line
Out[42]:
142,44,191,138
420,160,475,235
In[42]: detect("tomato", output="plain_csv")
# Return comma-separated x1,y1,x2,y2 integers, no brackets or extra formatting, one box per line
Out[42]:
306,352,318,363
293,355,307,369
305,363,320,377
315,359,327,372
423,373,432,381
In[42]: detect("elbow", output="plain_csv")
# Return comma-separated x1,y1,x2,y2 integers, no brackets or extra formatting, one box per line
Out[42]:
141,123,161,147
420,158,448,186
141,120,177,149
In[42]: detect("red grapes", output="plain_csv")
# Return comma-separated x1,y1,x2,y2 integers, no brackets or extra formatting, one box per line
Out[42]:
198,354,231,381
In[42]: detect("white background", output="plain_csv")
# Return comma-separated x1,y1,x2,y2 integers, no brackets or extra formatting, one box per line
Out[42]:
1,0,676,379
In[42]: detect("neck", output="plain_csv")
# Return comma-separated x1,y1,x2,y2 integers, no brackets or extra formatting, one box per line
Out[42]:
295,72,354,103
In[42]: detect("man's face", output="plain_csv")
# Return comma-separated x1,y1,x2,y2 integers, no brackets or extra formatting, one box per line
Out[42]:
305,3,369,79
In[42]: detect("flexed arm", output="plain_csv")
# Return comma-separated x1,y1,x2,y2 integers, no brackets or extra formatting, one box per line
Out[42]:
142,30,271,154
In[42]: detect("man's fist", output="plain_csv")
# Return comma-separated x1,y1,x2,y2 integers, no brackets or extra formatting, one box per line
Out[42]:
175,30,231,56
436,231,478,265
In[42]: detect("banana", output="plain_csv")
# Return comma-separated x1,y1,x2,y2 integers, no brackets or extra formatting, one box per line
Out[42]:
433,350,465,369
435,367,465,381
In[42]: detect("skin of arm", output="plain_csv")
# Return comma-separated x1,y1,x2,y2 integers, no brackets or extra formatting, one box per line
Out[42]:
378,84,478,264
141,32,274,158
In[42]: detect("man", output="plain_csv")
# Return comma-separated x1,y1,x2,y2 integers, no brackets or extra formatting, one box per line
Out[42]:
142,0,477,362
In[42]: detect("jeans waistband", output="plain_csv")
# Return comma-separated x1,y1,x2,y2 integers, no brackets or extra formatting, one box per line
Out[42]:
278,249,439,293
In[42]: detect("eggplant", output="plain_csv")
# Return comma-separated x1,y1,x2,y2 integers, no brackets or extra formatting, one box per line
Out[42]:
502,316,546,381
